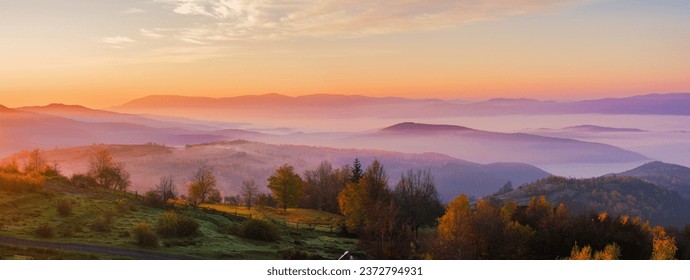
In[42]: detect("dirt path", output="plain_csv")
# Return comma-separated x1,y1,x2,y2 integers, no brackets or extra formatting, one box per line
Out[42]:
0,236,200,260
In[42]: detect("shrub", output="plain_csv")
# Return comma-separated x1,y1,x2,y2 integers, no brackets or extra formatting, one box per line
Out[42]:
115,199,130,214
239,219,279,242
176,215,200,237
143,190,164,208
0,171,44,192
134,223,158,248
156,212,199,237
90,209,116,232
57,198,73,216
36,223,54,238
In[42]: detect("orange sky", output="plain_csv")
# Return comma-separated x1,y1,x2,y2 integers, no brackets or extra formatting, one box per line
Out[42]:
1,0,689,108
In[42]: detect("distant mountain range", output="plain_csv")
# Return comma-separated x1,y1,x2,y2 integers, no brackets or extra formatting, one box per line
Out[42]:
0,142,550,201
109,92,690,119
0,102,649,167
336,122,648,165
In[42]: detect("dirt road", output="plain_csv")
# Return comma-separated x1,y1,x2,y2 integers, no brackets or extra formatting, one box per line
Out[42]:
0,236,200,260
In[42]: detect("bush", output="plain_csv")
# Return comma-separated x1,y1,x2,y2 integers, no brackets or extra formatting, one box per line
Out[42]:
115,199,130,214
156,212,199,237
0,171,44,192
57,198,73,216
91,209,116,232
134,223,158,248
239,219,279,242
143,190,164,208
36,223,54,238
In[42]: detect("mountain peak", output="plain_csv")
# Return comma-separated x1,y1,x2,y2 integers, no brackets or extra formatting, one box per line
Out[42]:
380,122,474,133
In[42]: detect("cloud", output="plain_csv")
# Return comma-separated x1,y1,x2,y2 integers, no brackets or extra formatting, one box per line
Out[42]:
150,0,583,43
99,36,137,48
122,8,145,14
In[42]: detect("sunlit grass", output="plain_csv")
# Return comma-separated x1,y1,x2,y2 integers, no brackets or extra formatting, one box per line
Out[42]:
0,186,357,259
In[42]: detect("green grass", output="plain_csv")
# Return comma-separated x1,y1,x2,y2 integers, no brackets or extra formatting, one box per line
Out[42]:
0,181,360,260
201,203,343,231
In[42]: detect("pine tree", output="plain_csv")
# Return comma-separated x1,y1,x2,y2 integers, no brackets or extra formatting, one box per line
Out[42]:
351,158,363,184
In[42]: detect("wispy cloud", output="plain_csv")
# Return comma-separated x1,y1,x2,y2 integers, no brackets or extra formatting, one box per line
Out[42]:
99,36,137,48
150,0,583,43
122,8,145,14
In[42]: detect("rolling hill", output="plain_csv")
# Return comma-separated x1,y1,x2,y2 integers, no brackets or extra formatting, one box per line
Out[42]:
617,161,690,199
342,122,648,165
493,175,690,227
1,141,550,201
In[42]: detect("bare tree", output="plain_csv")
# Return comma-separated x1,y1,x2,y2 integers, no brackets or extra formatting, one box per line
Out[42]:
155,176,177,204
24,149,47,174
241,178,259,210
303,161,349,213
87,148,130,192
393,169,444,240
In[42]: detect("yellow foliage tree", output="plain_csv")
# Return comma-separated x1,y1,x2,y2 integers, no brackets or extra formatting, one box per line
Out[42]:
650,226,677,260
436,194,471,258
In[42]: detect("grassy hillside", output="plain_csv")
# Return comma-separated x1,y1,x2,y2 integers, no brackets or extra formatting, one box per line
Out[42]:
0,178,359,260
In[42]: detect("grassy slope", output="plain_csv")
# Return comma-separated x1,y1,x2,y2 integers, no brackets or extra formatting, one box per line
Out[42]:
0,180,358,260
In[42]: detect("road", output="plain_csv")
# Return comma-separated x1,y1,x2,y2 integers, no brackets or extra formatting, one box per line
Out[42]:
0,235,200,260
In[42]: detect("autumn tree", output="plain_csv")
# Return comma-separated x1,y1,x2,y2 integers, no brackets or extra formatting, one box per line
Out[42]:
155,176,177,204
87,148,131,192
436,194,472,259
187,165,217,207
338,160,389,233
393,169,444,240
302,161,349,213
651,226,678,260
241,178,259,210
267,164,303,211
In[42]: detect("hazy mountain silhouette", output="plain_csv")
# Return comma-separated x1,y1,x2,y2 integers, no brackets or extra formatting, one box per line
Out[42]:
0,107,247,157
342,122,649,165
110,93,690,119
16,103,226,131
560,125,646,133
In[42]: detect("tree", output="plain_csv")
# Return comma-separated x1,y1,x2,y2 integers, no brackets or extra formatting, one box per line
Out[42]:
155,176,177,204
207,188,223,204
267,164,303,211
187,165,217,207
87,148,130,192
24,149,47,174
351,158,363,184
393,169,444,240
112,163,131,193
436,194,472,259
241,178,259,210
302,161,349,213
338,160,389,233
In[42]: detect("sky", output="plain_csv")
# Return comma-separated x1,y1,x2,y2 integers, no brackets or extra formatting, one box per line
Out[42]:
0,0,689,108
